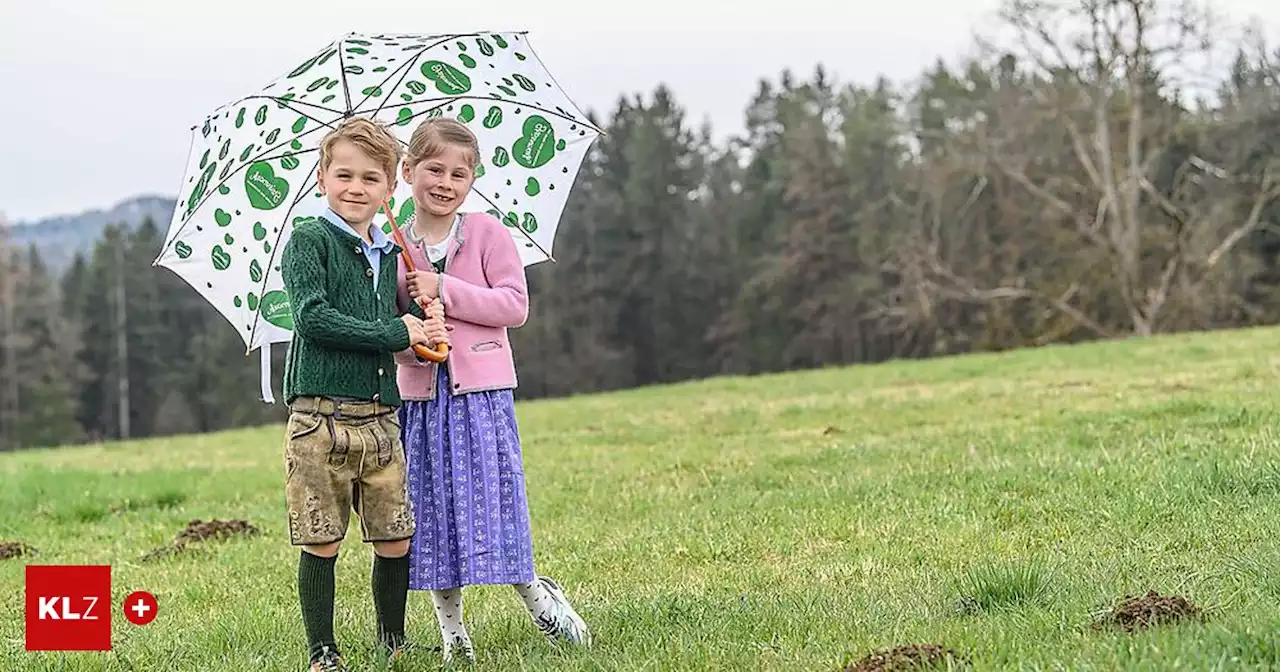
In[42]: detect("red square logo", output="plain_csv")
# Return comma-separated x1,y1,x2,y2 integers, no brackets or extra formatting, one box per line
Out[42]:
25,565,112,651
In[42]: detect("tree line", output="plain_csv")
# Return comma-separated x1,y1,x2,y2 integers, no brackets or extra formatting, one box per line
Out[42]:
2,0,1279,451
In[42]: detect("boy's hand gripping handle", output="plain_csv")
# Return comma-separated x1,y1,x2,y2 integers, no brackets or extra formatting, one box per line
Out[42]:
383,199,449,363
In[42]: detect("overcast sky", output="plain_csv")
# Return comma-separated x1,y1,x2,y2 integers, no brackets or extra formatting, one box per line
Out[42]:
2,0,1278,223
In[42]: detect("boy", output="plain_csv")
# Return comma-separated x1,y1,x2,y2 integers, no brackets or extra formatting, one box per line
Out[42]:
279,116,446,672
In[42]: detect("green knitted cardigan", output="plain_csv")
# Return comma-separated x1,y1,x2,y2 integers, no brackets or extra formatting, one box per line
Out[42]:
280,216,420,406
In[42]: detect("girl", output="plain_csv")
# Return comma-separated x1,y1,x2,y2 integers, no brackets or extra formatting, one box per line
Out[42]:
393,117,591,664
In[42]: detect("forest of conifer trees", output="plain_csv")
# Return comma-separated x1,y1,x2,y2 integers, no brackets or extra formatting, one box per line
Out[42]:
2,0,1279,451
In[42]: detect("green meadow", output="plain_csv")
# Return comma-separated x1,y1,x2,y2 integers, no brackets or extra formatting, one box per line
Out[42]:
5,327,1280,670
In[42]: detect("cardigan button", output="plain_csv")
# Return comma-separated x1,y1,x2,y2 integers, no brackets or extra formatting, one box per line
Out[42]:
378,368,384,376
365,267,374,277
354,245,361,254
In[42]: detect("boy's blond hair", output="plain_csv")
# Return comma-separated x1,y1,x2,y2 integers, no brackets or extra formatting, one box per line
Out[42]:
406,117,480,169
318,116,403,181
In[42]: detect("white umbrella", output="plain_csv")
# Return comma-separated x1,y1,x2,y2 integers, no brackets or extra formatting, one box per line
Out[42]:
154,31,601,401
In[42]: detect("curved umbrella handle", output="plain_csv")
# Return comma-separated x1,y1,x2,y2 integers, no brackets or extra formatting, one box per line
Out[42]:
382,198,449,363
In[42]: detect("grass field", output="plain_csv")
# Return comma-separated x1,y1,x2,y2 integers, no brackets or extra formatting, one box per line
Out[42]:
5,327,1280,670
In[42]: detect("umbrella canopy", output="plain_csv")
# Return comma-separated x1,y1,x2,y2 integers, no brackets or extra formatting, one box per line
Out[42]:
154,31,600,399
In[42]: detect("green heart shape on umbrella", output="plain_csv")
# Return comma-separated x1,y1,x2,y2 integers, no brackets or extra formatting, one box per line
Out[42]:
421,60,471,95
259,290,293,329
245,161,290,210
512,115,557,169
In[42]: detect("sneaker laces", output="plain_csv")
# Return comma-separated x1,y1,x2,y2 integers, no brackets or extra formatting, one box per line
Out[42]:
311,646,345,672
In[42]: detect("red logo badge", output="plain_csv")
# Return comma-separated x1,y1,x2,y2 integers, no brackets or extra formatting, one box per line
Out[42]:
25,565,112,651
123,590,158,626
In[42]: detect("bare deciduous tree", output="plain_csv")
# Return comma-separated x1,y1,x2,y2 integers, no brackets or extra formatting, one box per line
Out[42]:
909,0,1280,336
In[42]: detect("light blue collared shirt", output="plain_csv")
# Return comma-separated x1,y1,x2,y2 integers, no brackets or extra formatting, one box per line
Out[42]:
320,207,397,290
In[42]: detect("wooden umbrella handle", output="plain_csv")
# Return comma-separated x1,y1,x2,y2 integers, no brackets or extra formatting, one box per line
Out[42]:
382,199,448,363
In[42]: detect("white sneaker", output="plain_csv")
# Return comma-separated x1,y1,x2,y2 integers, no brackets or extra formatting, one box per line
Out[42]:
442,633,474,666
531,576,591,647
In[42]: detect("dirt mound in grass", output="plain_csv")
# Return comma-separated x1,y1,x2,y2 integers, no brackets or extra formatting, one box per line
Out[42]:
844,644,965,671
0,541,35,560
1095,590,1203,631
142,518,260,562
176,518,259,543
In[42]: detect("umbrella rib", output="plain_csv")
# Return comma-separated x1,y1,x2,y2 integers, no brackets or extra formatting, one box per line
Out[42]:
245,95,348,118
366,96,602,132
336,33,355,114
157,128,199,261
523,37,602,135
470,190,553,262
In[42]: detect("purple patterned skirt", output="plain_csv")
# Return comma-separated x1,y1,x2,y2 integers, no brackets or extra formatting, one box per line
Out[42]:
399,365,536,590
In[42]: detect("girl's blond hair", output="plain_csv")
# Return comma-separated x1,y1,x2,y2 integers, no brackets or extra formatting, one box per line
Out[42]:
406,117,480,169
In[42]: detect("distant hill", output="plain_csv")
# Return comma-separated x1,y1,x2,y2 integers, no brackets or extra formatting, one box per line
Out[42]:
4,195,176,271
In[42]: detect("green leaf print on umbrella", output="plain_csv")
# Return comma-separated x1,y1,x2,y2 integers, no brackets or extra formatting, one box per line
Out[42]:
512,115,557,169
477,37,495,56
186,163,217,215
512,74,536,92
211,245,231,271
245,161,290,210
259,290,293,329
421,60,471,94
287,49,330,78
483,106,503,129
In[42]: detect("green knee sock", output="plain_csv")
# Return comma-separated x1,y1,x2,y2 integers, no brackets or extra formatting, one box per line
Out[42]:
372,552,410,648
298,550,338,662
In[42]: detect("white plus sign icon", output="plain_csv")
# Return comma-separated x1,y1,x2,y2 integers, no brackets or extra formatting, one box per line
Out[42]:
123,590,158,625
